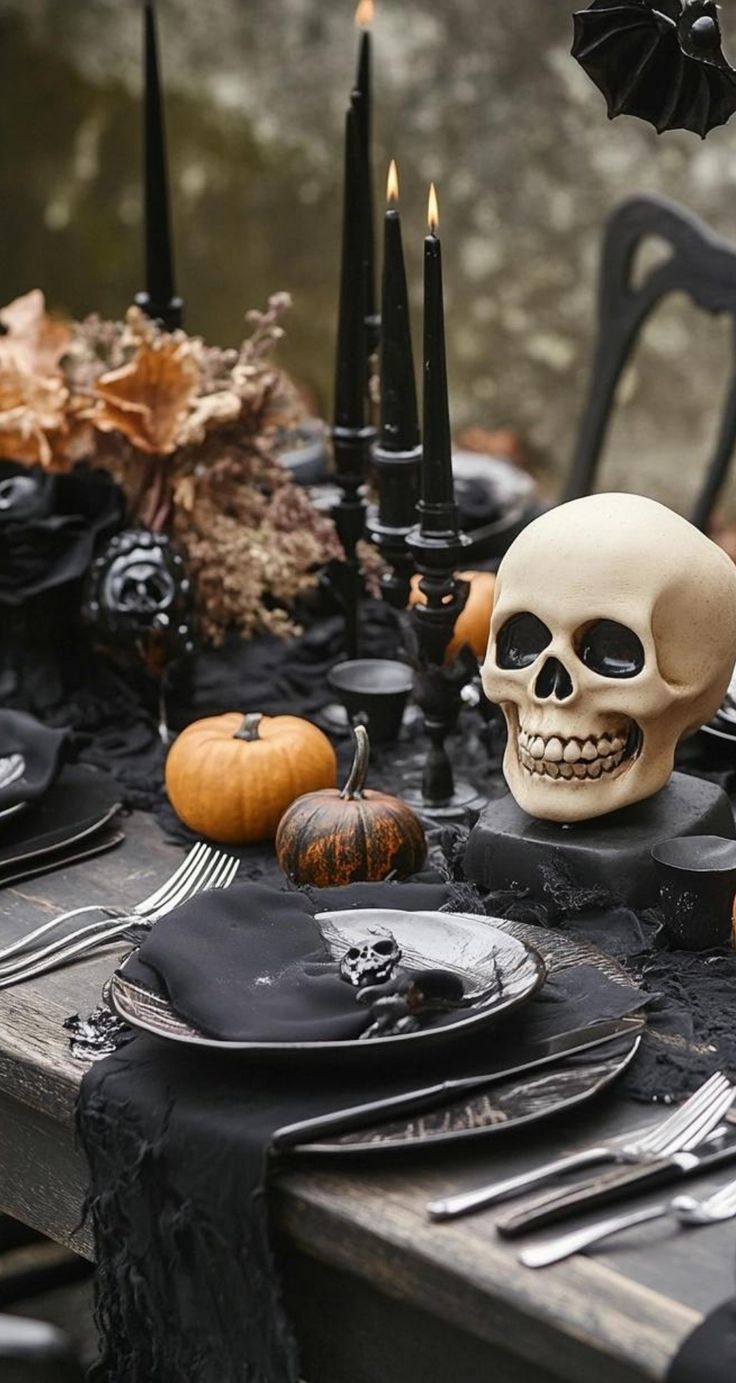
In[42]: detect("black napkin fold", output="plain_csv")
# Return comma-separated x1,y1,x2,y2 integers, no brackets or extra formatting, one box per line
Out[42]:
124,879,468,1043
0,709,68,811
126,884,370,1043
79,880,646,1383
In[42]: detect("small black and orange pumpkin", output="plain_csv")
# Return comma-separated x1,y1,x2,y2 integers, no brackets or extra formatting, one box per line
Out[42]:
275,725,427,887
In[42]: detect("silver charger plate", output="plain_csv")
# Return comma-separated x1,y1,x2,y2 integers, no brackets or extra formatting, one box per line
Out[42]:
110,908,546,1061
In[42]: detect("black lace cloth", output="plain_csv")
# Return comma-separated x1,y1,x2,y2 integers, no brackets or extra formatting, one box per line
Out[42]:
3,607,736,1381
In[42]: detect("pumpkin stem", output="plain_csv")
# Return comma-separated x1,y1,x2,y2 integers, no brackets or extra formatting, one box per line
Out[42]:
341,724,370,799
234,713,263,742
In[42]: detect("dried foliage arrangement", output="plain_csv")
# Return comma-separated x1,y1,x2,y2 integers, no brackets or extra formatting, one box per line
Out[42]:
0,290,343,642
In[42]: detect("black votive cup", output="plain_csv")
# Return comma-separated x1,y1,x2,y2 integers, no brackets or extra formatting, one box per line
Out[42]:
650,835,736,951
327,659,414,745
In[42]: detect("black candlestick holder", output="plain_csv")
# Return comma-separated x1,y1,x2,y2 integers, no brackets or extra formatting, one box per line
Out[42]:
134,290,184,334
404,523,487,822
332,423,375,660
368,439,421,609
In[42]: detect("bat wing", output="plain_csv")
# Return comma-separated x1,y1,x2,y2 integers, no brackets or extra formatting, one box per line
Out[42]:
572,0,736,137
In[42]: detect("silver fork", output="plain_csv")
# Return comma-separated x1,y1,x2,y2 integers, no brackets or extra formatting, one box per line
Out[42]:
427,1072,735,1221
0,842,217,965
520,1172,736,1268
0,845,240,986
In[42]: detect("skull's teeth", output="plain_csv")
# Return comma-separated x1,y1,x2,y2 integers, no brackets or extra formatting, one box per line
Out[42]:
517,726,629,781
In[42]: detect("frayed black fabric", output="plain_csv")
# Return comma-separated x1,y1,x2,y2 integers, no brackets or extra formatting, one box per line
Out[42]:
77,878,647,1383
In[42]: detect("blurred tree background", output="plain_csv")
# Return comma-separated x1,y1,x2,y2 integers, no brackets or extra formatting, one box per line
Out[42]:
2,0,736,511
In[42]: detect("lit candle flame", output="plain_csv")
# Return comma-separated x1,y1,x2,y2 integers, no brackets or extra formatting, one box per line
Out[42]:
428,182,439,233
387,159,399,204
355,0,374,28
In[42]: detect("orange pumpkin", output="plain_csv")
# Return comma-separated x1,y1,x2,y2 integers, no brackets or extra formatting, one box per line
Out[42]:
408,569,495,662
275,725,427,887
165,712,337,844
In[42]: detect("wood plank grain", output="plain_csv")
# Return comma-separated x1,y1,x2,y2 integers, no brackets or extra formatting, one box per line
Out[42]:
0,1088,92,1258
278,1244,568,1383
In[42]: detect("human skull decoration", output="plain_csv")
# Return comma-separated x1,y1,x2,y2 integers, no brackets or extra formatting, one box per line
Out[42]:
339,929,402,987
482,494,736,823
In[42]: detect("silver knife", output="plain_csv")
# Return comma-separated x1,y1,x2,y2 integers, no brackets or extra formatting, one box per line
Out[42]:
272,1016,644,1150
497,1136,736,1239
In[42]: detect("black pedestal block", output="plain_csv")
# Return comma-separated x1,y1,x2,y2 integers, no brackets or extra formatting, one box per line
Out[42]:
463,772,735,911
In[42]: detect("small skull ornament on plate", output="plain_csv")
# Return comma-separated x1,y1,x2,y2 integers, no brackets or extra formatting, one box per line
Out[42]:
339,929,402,987
481,493,736,823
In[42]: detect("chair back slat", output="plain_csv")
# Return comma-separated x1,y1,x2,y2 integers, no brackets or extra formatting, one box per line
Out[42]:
565,194,736,528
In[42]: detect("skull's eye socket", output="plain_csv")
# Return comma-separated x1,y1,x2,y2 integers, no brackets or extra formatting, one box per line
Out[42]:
496,613,552,670
347,948,360,960
576,620,644,679
373,940,395,955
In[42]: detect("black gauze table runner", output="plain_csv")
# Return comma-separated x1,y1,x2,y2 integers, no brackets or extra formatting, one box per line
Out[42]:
667,1301,736,1382
78,879,646,1383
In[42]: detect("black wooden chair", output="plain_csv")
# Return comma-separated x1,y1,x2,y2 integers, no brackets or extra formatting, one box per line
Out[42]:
0,1315,85,1383
563,193,736,529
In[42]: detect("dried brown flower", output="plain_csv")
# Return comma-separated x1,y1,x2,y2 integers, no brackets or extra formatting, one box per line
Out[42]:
0,367,70,468
0,290,71,377
0,290,341,641
171,442,342,643
93,333,202,455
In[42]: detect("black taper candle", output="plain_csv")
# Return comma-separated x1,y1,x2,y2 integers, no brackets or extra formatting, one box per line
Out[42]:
380,161,419,454
368,160,421,608
419,183,458,538
354,0,379,357
134,0,183,333
334,102,369,439
332,102,376,659
405,185,482,818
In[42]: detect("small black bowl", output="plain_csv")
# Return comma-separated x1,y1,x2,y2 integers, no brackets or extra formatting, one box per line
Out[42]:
327,659,414,745
650,834,736,951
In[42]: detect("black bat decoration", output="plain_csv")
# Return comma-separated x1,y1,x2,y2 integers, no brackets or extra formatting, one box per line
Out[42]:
572,0,736,137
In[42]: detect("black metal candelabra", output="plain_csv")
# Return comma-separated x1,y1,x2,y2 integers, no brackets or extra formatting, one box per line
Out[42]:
368,440,422,609
404,518,485,820
332,425,375,659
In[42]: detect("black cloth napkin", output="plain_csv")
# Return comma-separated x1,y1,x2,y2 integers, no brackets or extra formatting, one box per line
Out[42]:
0,709,68,811
78,879,646,1383
125,884,371,1043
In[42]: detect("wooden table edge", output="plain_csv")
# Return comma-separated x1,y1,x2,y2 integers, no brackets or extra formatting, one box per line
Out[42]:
272,1170,702,1382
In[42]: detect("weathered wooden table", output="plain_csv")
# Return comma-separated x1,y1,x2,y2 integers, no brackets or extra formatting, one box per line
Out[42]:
0,812,733,1383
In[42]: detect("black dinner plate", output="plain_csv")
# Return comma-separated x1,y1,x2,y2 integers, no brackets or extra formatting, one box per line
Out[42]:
288,1035,640,1155
286,919,643,1155
111,909,547,1061
0,764,122,874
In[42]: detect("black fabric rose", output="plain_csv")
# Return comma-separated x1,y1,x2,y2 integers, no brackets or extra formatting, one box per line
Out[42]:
0,460,124,607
